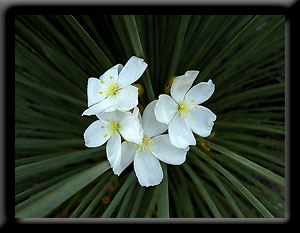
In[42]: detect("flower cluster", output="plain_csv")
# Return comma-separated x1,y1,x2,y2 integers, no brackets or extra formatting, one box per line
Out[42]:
82,56,216,187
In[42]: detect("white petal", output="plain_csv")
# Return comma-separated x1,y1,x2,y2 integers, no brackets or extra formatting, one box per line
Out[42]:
170,70,199,103
185,79,215,105
154,94,178,124
185,106,217,137
83,120,111,147
97,110,132,127
134,150,163,187
106,132,121,168
119,115,143,145
102,96,118,112
96,111,114,124
113,141,137,176
82,96,116,116
142,100,168,138
116,85,139,112
100,64,123,84
168,113,196,148
132,106,139,118
112,110,132,122
151,134,188,165
117,56,148,88
87,78,106,107
132,106,142,124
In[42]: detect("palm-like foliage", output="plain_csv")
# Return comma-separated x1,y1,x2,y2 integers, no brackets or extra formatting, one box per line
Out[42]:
15,15,285,218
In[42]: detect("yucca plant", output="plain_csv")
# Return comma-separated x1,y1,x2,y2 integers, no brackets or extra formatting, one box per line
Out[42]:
15,15,285,218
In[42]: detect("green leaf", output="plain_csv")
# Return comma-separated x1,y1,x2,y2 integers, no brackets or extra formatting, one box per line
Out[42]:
101,171,135,218
183,163,222,218
64,15,113,70
123,15,155,101
197,139,285,187
79,174,116,218
197,15,261,81
157,163,169,218
16,161,110,218
192,147,275,218
190,154,245,217
167,15,191,78
128,186,146,218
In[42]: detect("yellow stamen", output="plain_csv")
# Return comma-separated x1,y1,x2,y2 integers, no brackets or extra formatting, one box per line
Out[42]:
106,93,110,96
191,99,195,102
116,82,118,85
100,80,104,84
178,100,192,119
194,106,198,109
105,82,120,96
99,92,103,94
189,116,194,119
104,134,108,138
150,141,154,145
106,121,120,136
101,126,104,129
110,76,113,79
136,136,153,154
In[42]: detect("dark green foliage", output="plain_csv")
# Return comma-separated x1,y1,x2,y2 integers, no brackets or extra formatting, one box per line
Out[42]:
15,15,285,218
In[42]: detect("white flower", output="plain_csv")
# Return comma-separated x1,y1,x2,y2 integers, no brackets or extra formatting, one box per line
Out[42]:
111,100,189,187
83,110,143,169
82,56,148,116
154,70,217,149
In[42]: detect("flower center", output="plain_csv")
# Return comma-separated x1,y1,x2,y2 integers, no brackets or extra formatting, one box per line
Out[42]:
105,82,120,96
107,121,120,135
177,101,193,119
136,136,154,154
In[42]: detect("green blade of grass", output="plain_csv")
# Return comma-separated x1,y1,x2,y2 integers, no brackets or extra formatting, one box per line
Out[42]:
192,147,274,218
123,15,155,101
183,163,222,218
212,138,284,166
79,175,116,218
65,15,113,70
16,147,105,177
190,153,245,217
197,139,285,187
15,164,92,205
116,178,137,217
101,171,135,218
128,186,146,218
167,15,191,78
197,15,261,81
157,163,169,218
172,167,195,217
16,161,110,218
